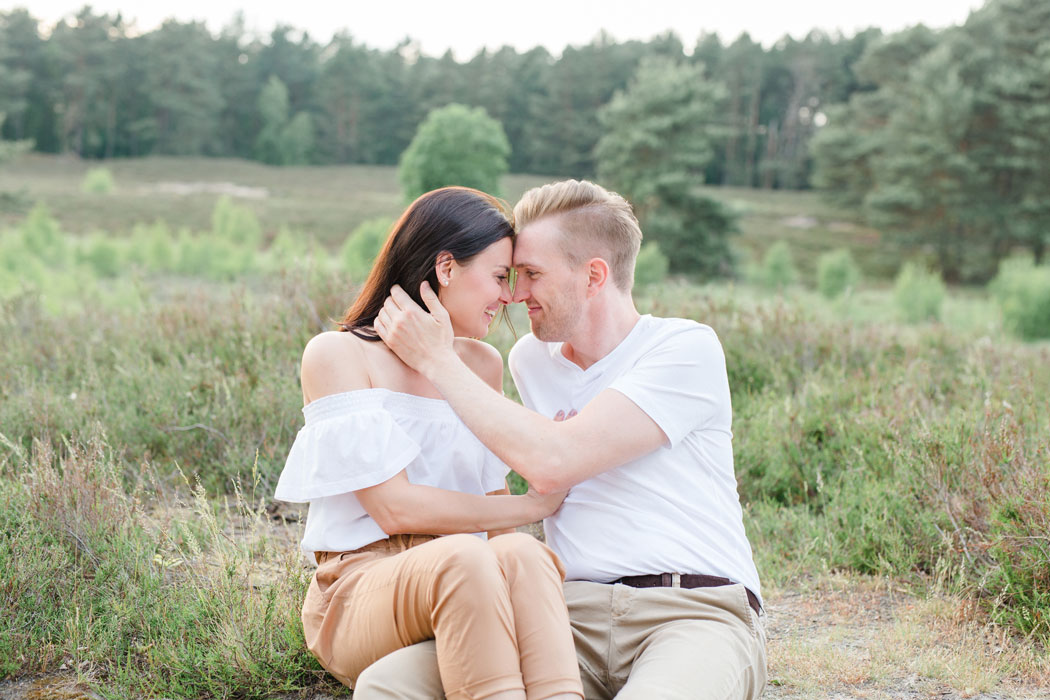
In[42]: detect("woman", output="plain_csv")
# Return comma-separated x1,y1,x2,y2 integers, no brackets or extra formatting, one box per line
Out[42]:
274,187,583,700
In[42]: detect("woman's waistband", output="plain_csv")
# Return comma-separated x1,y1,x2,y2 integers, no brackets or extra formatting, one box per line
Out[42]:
314,533,441,565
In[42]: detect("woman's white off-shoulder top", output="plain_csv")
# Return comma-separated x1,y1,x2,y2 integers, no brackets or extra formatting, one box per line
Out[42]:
274,389,510,554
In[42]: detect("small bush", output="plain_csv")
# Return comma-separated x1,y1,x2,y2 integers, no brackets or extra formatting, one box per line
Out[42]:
212,196,262,248
79,233,124,278
19,203,67,266
127,221,175,272
760,240,797,289
81,167,115,194
990,256,1050,341
341,217,392,281
894,261,944,322
816,248,860,299
266,226,312,271
634,242,669,286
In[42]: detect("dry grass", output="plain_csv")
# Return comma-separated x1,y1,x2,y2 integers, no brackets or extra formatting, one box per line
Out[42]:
764,574,1050,699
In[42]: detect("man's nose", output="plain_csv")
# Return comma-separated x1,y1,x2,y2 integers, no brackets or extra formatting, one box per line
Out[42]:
511,278,529,304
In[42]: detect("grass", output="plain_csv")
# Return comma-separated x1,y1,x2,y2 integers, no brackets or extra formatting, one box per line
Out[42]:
1,155,1048,697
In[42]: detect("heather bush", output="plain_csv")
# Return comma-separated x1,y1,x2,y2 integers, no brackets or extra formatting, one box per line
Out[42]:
991,256,1050,341
894,261,945,322
341,216,392,281
760,240,797,289
633,242,670,286
81,166,115,194
817,248,861,299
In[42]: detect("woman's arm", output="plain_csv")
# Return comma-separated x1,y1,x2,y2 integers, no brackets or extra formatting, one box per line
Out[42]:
299,332,562,536
357,474,561,535
486,487,515,539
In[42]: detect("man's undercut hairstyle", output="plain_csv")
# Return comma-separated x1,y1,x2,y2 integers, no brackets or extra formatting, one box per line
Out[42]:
513,179,642,292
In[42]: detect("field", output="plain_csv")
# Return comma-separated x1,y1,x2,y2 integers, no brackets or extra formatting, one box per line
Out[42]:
1,155,1048,699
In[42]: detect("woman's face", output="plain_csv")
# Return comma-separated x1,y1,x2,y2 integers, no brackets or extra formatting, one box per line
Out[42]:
439,237,513,338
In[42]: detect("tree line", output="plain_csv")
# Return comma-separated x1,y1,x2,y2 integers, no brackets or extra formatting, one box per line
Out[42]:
0,5,876,185
812,0,1050,281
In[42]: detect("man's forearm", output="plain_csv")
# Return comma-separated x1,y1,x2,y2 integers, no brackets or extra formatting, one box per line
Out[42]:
425,351,570,493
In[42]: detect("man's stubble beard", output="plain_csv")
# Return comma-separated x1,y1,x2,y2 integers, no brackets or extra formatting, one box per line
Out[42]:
530,293,583,343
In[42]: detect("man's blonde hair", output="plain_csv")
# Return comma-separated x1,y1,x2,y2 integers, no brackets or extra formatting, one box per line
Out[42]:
513,180,642,292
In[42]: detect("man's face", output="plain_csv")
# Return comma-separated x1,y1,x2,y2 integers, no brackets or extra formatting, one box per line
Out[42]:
512,217,586,342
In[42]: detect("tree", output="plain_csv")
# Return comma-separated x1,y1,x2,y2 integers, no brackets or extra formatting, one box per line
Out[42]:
255,76,314,165
141,21,224,155
596,56,736,276
398,103,510,201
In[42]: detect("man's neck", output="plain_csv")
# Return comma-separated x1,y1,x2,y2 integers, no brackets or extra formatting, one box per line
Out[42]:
560,294,641,370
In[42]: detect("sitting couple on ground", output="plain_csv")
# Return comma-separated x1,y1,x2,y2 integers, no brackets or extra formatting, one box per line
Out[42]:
274,180,767,700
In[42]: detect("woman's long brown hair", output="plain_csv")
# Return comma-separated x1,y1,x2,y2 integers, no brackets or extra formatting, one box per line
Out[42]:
339,187,513,340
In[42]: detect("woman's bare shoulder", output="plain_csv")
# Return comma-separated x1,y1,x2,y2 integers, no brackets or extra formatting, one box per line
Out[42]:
300,331,372,403
454,338,504,393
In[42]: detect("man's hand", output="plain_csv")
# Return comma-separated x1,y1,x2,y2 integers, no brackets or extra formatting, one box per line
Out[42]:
374,282,456,377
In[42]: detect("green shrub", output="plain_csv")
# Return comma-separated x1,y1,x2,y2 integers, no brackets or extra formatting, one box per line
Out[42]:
211,196,262,249
990,256,1050,341
341,217,392,281
816,248,860,299
760,240,797,289
894,261,944,322
79,233,124,278
19,203,67,266
266,226,312,271
81,167,115,194
127,221,176,272
634,242,669,286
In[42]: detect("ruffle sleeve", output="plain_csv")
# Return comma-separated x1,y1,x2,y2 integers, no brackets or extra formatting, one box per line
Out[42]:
274,402,421,503
481,446,512,493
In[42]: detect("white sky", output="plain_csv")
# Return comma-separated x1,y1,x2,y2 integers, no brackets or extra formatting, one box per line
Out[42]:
9,0,986,58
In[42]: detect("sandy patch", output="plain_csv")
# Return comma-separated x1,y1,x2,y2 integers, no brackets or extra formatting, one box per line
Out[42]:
142,181,269,199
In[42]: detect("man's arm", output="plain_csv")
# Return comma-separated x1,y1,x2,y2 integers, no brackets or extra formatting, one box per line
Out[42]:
374,283,667,494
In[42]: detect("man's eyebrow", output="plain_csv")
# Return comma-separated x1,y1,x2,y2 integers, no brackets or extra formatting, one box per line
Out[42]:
513,261,539,269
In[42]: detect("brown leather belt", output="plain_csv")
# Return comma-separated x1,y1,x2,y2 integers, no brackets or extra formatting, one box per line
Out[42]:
614,573,762,615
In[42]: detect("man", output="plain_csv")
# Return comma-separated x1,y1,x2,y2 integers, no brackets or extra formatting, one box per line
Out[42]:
366,179,766,699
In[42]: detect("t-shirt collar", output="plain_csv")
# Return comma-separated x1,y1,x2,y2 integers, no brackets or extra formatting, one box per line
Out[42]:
549,314,651,374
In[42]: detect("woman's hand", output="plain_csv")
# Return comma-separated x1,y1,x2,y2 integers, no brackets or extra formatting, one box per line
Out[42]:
525,485,568,520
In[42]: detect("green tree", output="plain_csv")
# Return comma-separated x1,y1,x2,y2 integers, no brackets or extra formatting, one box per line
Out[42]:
255,76,314,165
141,21,224,155
398,103,510,200
596,56,736,276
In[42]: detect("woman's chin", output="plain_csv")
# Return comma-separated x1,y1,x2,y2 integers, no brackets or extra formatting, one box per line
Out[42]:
450,320,488,340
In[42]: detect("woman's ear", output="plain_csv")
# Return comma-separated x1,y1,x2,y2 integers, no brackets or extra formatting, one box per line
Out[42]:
435,251,454,287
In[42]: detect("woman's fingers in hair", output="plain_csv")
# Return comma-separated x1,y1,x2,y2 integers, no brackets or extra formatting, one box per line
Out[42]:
387,285,414,311
418,281,450,322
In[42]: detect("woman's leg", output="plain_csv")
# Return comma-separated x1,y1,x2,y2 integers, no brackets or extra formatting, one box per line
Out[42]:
488,533,584,700
312,534,527,700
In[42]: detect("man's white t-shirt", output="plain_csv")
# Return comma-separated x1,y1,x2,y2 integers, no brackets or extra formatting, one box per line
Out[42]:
508,314,761,604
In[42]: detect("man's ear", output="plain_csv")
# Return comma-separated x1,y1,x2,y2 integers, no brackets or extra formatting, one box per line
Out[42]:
585,258,611,298
435,251,454,287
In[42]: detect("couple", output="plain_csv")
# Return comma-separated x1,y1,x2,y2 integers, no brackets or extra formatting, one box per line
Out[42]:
274,180,767,700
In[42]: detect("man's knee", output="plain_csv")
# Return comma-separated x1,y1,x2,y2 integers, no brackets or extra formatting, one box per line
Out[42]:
353,641,443,700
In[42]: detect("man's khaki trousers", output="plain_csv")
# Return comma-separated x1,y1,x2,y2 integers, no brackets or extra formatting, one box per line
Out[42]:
354,579,767,700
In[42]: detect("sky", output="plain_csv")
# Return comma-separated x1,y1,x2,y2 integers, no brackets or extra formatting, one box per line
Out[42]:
10,0,986,58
